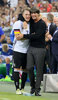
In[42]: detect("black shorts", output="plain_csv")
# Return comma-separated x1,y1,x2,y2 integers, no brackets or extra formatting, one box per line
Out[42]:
13,51,27,69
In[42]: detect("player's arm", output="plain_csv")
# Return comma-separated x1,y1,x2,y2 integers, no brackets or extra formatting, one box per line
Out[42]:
0,34,5,42
14,21,28,40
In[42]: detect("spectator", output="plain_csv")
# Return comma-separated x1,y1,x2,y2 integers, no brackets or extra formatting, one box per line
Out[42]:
54,17,58,26
0,0,5,6
0,26,5,44
25,0,37,7
45,13,57,72
47,25,58,73
0,43,13,80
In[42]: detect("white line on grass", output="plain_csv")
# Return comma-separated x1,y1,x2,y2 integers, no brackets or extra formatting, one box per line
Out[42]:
0,98,10,100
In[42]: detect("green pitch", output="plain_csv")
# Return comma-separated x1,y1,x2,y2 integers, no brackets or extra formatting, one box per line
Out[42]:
0,82,58,100
0,91,58,100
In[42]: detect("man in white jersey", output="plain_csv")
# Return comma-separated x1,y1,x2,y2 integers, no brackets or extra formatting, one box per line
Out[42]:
12,8,31,95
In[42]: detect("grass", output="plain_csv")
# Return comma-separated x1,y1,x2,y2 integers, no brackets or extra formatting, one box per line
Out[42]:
0,92,58,100
0,82,58,100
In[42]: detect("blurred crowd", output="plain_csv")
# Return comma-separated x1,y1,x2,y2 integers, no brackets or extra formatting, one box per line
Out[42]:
0,0,58,28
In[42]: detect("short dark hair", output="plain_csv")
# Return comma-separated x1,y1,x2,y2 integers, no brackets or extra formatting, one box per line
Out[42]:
31,7,40,14
47,13,54,22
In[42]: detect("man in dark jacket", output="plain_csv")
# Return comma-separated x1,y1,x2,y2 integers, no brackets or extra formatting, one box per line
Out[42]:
47,26,58,73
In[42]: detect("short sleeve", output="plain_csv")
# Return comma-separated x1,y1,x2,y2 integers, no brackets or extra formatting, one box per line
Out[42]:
0,27,4,35
13,20,22,30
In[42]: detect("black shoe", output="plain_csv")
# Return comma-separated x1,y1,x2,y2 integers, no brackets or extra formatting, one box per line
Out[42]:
38,88,41,92
35,88,41,96
35,92,41,96
30,88,35,94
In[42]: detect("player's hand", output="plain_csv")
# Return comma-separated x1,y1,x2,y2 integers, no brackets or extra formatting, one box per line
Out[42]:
15,34,24,40
23,21,27,29
47,34,52,40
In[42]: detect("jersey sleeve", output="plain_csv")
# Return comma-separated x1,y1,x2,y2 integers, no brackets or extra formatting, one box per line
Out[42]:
13,21,22,30
0,27,4,35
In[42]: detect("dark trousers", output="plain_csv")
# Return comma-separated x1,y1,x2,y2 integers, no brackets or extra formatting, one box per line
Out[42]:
27,47,46,93
51,54,58,73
